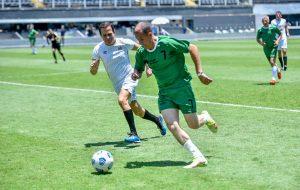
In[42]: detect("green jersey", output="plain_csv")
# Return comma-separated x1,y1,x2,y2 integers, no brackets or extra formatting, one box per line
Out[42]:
256,25,281,48
28,29,38,39
135,36,192,90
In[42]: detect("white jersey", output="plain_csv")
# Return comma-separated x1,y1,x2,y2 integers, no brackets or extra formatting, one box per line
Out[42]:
271,18,287,39
92,38,136,90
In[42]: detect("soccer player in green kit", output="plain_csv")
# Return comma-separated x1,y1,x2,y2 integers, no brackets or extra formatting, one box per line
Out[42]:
256,16,282,85
28,24,39,54
132,22,218,169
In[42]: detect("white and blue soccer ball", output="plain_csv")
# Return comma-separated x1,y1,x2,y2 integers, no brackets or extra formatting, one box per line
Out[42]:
91,150,114,173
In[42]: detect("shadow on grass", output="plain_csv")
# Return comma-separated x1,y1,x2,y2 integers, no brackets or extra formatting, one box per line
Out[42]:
255,82,271,86
91,171,112,175
124,160,188,169
84,136,161,149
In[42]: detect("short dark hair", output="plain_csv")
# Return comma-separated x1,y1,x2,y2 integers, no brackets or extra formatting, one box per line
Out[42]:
98,22,115,35
276,11,282,15
141,22,152,34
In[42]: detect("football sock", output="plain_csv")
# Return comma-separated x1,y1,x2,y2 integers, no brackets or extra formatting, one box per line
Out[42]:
272,66,278,80
278,57,284,68
183,139,206,160
283,56,287,70
123,109,137,135
52,52,57,61
59,52,66,61
143,110,162,130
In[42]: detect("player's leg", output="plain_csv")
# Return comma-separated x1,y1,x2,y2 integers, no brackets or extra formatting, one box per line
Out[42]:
130,100,167,136
33,38,37,54
173,84,218,133
52,48,57,63
161,109,207,168
277,40,284,69
118,89,140,143
184,112,218,133
265,48,280,84
282,47,288,71
57,44,66,61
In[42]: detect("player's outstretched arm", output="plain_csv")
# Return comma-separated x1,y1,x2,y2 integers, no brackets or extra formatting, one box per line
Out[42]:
90,59,100,75
189,43,213,85
131,69,142,81
274,34,282,46
131,43,141,51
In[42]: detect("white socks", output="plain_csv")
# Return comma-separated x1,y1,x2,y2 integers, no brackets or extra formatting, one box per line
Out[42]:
183,139,206,161
32,48,36,54
272,66,277,80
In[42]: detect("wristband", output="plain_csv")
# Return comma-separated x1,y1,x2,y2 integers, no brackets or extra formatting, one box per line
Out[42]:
197,72,204,77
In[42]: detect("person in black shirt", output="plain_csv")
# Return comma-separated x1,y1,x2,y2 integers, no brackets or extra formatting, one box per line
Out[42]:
46,29,66,64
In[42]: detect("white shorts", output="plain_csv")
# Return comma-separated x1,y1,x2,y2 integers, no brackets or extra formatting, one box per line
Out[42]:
114,74,138,103
277,38,287,50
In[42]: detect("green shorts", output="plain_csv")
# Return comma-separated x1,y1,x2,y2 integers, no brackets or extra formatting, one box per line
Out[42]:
263,46,278,59
29,38,36,46
158,84,196,114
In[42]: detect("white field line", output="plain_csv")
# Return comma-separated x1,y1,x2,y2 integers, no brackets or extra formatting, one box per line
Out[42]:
0,81,299,113
4,69,106,78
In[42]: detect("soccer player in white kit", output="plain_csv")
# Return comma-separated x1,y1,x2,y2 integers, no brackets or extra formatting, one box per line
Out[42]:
90,22,166,143
271,11,290,71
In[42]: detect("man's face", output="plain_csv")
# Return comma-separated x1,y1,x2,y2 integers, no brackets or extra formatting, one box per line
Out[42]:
100,26,116,46
262,17,269,26
134,31,152,49
276,12,282,20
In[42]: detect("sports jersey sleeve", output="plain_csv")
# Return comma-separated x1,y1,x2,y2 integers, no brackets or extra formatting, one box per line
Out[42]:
256,29,262,40
92,45,100,60
166,37,190,53
274,27,281,35
120,38,136,50
134,51,145,72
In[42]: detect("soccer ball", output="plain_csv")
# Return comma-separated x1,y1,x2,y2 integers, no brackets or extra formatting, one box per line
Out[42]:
91,150,114,173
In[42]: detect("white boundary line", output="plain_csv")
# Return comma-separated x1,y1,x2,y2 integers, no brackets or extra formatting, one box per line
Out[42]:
1,81,299,113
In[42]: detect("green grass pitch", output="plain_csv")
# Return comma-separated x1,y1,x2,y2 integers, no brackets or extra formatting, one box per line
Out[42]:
0,39,299,189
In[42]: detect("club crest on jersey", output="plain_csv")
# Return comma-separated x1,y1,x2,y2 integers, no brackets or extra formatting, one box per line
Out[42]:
118,47,122,50
103,51,107,54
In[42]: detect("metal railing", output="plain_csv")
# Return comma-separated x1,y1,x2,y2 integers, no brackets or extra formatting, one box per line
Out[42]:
1,0,253,9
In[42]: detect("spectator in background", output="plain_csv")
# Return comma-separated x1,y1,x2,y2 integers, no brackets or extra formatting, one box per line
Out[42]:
28,24,39,54
60,25,66,46
159,26,170,36
86,24,95,37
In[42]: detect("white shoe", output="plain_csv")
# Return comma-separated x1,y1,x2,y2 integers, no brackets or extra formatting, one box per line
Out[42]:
183,157,208,169
201,111,218,133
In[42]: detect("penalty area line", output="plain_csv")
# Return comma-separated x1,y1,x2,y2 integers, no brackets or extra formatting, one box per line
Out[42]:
0,80,299,113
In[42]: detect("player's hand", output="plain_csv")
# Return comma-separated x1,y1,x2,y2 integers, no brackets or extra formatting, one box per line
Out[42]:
146,68,153,78
274,40,279,46
198,72,213,85
261,42,266,46
131,72,141,81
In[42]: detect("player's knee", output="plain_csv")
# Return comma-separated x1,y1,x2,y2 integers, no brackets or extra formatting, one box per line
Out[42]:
283,49,287,55
188,122,200,129
166,121,178,132
118,96,128,107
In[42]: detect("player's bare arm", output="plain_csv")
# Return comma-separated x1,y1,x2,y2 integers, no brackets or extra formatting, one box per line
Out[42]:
285,24,290,37
274,34,282,46
90,59,100,75
256,38,265,46
189,43,213,85
131,43,141,51
131,69,142,81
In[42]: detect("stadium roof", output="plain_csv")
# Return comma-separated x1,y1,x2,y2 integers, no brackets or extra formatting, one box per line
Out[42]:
0,15,182,24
